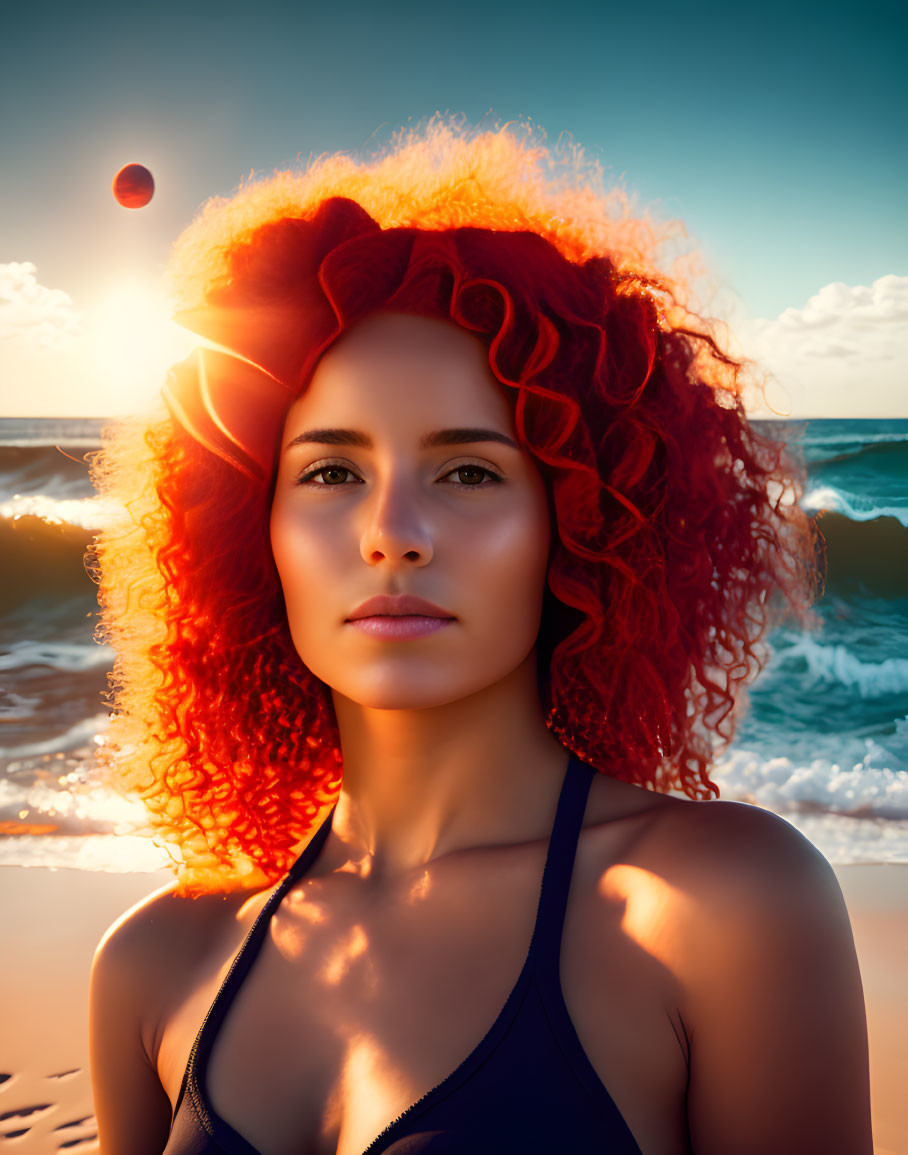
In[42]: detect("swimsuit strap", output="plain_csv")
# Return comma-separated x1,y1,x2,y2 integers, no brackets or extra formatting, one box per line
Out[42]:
174,807,335,1116
529,754,596,980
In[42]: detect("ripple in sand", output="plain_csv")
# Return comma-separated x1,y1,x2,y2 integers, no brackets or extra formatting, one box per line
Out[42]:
54,1114,94,1129
0,1102,53,1122
57,1134,99,1150
0,1069,98,1149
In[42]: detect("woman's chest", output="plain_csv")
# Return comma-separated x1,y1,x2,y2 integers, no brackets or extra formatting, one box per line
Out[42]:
158,838,689,1155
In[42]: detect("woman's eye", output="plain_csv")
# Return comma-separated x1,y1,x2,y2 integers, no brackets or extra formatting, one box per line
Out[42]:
298,465,359,486
445,465,501,487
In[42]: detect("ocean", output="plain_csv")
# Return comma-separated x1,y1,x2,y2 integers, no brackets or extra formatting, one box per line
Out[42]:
1,416,906,871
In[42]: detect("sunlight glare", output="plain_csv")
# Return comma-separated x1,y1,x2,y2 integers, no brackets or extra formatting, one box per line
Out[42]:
321,924,370,986
337,1033,410,1150
89,281,195,413
599,864,688,969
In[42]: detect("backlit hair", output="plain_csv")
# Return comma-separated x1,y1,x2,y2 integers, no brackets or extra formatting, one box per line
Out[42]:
92,121,816,892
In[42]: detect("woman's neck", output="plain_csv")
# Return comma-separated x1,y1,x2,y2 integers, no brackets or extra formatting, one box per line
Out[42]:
326,654,568,881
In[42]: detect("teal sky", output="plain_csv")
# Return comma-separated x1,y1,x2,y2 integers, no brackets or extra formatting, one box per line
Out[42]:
1,0,905,415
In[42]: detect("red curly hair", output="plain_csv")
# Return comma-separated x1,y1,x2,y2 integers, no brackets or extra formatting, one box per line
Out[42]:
92,122,816,892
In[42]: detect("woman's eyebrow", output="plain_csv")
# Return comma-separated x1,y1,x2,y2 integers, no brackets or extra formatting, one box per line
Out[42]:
423,428,518,449
285,428,370,450
285,427,519,451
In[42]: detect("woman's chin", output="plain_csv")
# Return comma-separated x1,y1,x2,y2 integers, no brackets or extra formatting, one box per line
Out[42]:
329,674,500,715
321,646,541,716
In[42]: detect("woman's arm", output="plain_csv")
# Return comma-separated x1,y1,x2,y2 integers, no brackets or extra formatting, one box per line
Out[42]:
89,895,177,1154
676,802,872,1155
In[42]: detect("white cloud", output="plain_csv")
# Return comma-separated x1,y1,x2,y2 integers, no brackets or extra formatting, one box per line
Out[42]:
738,275,908,417
0,266,195,416
774,276,908,331
0,262,82,348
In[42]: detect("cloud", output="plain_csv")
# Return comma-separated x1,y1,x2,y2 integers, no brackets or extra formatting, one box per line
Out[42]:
1,268,196,416
773,276,908,331
0,262,81,348
737,276,908,417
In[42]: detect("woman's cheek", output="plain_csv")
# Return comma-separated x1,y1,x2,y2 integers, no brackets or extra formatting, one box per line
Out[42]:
271,511,339,651
474,507,550,642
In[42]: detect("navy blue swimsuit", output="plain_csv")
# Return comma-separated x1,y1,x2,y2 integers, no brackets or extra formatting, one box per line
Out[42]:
164,756,644,1153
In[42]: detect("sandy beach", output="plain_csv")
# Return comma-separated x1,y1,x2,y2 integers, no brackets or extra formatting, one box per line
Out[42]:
0,862,905,1154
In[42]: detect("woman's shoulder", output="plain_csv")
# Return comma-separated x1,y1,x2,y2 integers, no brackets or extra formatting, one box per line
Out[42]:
582,773,853,960
91,877,268,1049
588,771,836,891
89,879,276,1149
579,782,871,1150
584,774,855,985
636,789,839,906
96,876,255,953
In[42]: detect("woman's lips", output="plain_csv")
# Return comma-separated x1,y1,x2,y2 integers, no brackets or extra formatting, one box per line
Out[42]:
347,615,454,641
346,594,456,641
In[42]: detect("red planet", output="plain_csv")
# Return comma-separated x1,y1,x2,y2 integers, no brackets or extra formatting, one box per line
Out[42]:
112,163,155,208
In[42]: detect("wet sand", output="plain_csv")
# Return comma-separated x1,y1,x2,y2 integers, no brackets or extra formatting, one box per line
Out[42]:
0,863,905,1153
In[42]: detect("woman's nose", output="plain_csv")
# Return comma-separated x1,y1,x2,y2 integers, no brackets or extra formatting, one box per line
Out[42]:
359,478,434,567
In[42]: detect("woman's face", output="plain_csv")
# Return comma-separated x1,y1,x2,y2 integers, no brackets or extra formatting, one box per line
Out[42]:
269,312,551,711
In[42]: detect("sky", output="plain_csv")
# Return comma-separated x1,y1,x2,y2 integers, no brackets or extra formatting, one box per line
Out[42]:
1,0,905,418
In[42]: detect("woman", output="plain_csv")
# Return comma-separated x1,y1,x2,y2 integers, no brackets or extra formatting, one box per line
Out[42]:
89,124,872,1154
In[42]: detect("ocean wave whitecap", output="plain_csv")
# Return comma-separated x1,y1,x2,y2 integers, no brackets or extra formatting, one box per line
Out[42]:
771,636,908,698
0,641,113,674
0,493,120,531
713,746,908,819
803,484,908,528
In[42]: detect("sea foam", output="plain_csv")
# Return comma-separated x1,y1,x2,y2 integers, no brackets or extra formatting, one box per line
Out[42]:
803,484,908,528
0,493,119,531
771,636,908,699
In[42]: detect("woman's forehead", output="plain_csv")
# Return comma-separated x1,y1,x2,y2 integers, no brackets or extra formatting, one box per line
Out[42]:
282,312,516,438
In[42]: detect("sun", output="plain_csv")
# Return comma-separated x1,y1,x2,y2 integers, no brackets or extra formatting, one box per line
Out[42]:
88,280,196,414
